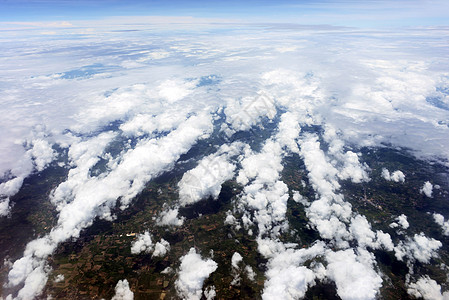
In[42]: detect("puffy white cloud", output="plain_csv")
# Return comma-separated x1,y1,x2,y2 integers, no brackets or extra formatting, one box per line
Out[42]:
54,274,64,283
131,231,153,255
153,239,170,258
0,197,11,217
245,265,256,281
433,213,449,236
7,256,49,300
394,233,442,263
262,242,326,299
175,248,218,300
323,125,369,183
224,210,241,230
3,18,449,300
326,248,382,300
231,252,243,269
111,279,134,300
421,181,433,197
158,79,196,103
28,139,56,172
382,168,405,182
349,215,377,248
161,267,173,274
120,109,189,138
222,92,276,135
408,276,447,300
0,137,56,217
7,113,213,298
156,207,185,227
390,214,410,230
263,265,316,299
276,111,301,153
178,142,244,206
130,231,169,257
235,139,290,238
204,285,216,300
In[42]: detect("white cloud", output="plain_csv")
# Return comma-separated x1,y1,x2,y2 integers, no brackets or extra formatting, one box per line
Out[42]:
175,248,218,300
245,265,256,281
161,267,173,274
390,214,410,230
349,215,377,248
326,248,382,300
223,92,276,135
204,285,216,300
130,231,153,255
28,139,56,172
382,168,405,183
156,207,185,227
421,181,433,197
432,213,449,236
263,265,316,299
7,113,213,298
262,242,326,299
230,252,243,286
323,125,369,183
394,233,442,263
178,142,244,206
54,274,64,283
158,79,196,103
408,276,448,300
2,18,449,300
153,239,170,258
0,197,11,217
111,279,134,300
231,252,243,269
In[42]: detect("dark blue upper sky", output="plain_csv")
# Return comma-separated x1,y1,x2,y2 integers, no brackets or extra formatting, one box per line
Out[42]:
0,0,448,28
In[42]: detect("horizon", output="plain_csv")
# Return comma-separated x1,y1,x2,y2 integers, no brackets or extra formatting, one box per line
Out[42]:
1,0,448,28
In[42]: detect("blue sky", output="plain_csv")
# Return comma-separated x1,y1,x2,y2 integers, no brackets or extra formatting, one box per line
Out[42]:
0,0,448,28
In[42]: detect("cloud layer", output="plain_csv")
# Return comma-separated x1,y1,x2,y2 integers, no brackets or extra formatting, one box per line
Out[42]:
0,19,448,299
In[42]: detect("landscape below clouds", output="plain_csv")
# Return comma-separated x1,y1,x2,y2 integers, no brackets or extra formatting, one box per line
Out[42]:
0,18,449,300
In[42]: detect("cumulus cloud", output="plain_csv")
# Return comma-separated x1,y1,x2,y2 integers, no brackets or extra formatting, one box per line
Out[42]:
245,265,256,281
175,248,218,300
3,17,449,300
111,279,134,300
326,248,382,300
390,214,410,230
432,213,449,236
28,139,56,172
421,181,433,197
231,252,243,269
323,125,369,183
204,285,216,300
394,233,442,263
131,231,153,255
0,197,11,217
230,252,243,286
262,242,326,299
0,136,56,217
158,79,196,103
407,276,448,300
178,142,244,206
222,92,276,135
156,207,185,227
130,232,169,257
235,138,290,238
382,168,405,182
153,239,170,258
7,113,213,298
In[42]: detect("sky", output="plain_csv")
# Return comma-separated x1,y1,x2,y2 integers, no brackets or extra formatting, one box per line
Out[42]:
0,0,448,28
